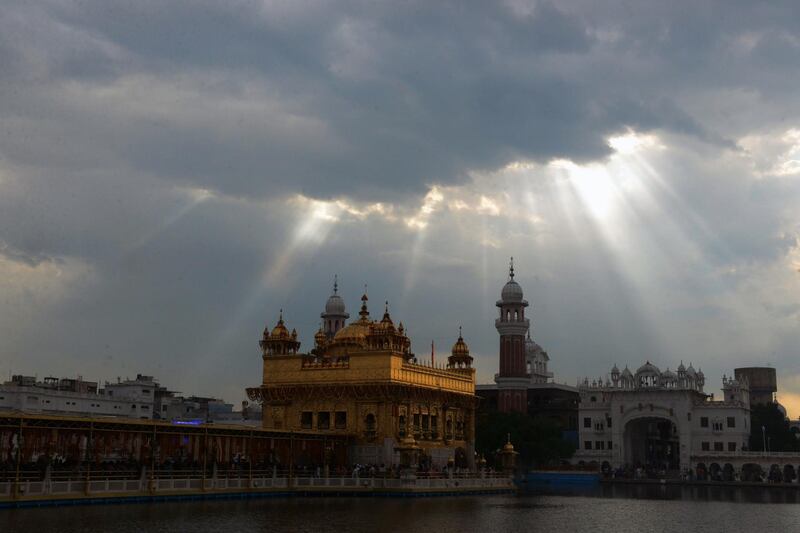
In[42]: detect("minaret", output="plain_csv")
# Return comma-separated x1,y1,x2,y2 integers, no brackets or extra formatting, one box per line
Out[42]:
494,258,530,413
321,275,349,339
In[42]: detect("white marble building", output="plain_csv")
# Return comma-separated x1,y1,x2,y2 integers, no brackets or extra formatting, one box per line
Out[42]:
573,361,751,472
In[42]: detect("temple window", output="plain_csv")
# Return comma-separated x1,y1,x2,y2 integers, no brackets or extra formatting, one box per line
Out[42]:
583,417,591,428
728,442,737,452
300,411,313,429
700,417,709,428
398,415,406,437
317,412,331,430
584,441,592,450
701,441,710,451
727,417,735,428
365,413,376,434
335,411,347,429
714,442,723,451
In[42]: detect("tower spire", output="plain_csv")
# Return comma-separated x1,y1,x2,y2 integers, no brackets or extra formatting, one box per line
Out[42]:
359,287,369,320
509,257,515,280
333,274,338,294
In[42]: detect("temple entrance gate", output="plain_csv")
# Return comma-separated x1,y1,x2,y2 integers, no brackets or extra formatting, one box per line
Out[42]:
623,417,680,471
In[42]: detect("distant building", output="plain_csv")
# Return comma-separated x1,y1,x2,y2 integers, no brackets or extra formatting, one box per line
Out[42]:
0,374,157,419
0,373,248,423
574,362,751,472
734,367,777,406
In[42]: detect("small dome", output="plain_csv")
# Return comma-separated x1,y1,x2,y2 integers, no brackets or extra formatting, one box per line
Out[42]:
525,334,542,354
314,326,327,344
611,364,620,374
686,364,697,377
448,327,473,368
678,361,686,372
322,276,349,317
451,334,470,357
621,366,633,378
270,314,291,340
379,301,394,328
662,368,677,380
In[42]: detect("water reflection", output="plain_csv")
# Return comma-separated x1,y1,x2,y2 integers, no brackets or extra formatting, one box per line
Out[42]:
4,487,800,533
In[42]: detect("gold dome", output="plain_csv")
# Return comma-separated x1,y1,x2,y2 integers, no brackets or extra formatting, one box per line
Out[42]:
332,322,370,346
448,327,473,368
269,312,291,340
451,331,470,357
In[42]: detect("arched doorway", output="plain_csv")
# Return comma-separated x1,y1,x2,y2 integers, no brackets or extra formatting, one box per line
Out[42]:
623,417,680,472
723,463,735,481
742,463,762,482
695,462,707,480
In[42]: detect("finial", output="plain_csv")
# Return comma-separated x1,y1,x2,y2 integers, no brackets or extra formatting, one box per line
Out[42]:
279,308,284,322
385,300,389,313
506,432,511,444
333,274,338,294
458,325,462,338
509,257,515,280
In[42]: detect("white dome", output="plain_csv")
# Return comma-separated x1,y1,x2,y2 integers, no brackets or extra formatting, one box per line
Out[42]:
636,361,661,375
324,293,346,315
501,280,524,302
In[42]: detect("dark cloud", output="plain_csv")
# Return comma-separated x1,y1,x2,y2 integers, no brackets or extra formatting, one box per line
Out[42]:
2,1,798,200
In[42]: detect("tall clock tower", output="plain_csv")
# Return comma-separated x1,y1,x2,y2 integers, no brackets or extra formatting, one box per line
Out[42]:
495,259,530,413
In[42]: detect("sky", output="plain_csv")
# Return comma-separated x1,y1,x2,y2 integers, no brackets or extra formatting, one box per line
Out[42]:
1,1,799,414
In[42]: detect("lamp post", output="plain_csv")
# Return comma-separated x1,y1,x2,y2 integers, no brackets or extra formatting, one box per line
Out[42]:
762,425,767,452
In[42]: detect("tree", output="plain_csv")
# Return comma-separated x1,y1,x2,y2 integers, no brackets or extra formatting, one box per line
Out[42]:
475,411,575,469
748,403,800,452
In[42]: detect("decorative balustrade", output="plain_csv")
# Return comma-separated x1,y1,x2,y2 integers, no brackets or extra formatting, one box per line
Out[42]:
0,472,513,502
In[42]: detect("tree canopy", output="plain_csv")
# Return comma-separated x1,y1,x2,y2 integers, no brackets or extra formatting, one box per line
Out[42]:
475,411,575,469
748,403,800,452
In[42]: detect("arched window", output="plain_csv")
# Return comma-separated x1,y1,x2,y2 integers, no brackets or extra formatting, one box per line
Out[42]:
365,413,376,433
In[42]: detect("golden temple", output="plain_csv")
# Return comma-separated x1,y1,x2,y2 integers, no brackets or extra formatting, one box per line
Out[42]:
246,282,477,468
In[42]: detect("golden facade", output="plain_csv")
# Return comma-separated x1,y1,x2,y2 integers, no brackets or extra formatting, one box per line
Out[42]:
246,289,477,468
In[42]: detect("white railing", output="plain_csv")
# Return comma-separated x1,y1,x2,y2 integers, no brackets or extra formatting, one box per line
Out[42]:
692,451,800,459
0,475,512,501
